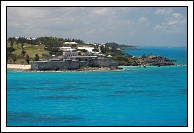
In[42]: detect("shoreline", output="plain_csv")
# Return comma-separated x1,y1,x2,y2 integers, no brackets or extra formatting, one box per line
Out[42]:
7,64,122,72
7,63,186,72
7,64,31,70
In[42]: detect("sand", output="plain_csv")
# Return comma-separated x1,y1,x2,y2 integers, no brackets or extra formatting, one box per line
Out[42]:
7,64,121,72
7,64,31,70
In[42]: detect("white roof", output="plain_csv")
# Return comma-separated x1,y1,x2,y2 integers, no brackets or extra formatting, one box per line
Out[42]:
77,47,94,53
59,47,75,51
64,42,78,45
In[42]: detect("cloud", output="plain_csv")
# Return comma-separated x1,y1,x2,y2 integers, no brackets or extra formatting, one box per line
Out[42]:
153,8,186,33
172,13,181,18
155,8,172,15
7,7,187,46
138,16,149,26
92,8,109,15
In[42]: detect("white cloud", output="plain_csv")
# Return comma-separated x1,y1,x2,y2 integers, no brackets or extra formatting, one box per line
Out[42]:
155,8,172,15
172,13,181,18
7,7,187,46
153,8,186,33
153,25,162,31
138,16,149,26
167,21,178,26
92,8,109,15
139,17,147,22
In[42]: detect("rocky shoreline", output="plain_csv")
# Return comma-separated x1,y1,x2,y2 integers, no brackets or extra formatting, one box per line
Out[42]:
7,63,186,73
6,64,122,72
7,55,177,72
23,66,122,72
7,55,176,72
138,55,176,66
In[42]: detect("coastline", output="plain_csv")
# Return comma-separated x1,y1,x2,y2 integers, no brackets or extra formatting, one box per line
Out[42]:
7,64,185,72
7,64,122,72
7,64,31,70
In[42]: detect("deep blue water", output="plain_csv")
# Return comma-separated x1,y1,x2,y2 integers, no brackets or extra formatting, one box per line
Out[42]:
7,47,187,126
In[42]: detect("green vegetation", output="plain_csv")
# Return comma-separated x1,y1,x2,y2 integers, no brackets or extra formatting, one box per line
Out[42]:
7,42,49,64
98,42,138,66
7,36,173,66
25,54,30,64
7,37,138,65
34,54,39,61
7,37,83,63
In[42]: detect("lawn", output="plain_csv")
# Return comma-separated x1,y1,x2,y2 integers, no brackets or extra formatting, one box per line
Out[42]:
12,43,49,58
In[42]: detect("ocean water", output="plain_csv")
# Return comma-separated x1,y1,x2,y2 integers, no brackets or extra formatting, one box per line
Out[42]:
7,47,187,126
124,46,187,65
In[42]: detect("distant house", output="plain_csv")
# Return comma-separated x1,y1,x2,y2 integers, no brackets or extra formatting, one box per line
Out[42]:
62,42,78,47
77,47,94,53
59,47,75,52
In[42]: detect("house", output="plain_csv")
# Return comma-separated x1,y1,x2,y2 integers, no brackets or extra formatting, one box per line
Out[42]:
77,47,95,53
59,47,75,52
62,42,78,47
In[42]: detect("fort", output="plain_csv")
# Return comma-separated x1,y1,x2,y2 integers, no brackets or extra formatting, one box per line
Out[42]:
30,56,118,71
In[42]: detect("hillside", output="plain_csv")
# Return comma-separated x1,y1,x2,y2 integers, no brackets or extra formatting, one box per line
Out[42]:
7,37,175,66
7,42,49,64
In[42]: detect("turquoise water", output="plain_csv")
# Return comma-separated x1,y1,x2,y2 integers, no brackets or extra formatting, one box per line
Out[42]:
124,46,187,65
7,47,187,126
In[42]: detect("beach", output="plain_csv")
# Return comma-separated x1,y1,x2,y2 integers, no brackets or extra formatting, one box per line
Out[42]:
7,64,31,70
7,64,121,72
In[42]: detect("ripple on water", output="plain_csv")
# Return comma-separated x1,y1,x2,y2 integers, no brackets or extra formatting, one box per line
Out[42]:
35,95,86,100
109,90,168,97
7,111,84,124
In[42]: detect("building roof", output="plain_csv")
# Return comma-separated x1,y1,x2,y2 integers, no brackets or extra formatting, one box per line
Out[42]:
63,42,78,45
77,47,94,53
59,47,75,51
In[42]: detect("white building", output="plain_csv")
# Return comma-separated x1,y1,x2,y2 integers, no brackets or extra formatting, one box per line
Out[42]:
77,47,94,53
63,42,78,47
59,47,75,52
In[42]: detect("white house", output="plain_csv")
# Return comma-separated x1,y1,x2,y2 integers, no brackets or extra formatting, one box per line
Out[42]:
63,42,78,47
77,47,94,53
59,47,75,52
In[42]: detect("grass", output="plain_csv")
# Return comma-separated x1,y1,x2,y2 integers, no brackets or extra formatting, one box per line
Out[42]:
7,42,50,64
12,43,49,58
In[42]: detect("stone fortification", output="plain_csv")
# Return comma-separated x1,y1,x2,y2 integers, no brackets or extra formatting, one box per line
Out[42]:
31,57,118,71
31,60,79,71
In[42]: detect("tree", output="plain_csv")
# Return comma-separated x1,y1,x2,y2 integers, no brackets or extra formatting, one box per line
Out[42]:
8,37,15,48
34,54,39,61
100,45,106,54
105,42,119,51
7,47,15,57
41,53,49,60
10,40,14,48
11,54,17,64
25,54,30,64
21,48,26,59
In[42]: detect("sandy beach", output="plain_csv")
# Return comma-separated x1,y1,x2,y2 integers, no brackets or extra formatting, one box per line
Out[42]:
7,64,31,70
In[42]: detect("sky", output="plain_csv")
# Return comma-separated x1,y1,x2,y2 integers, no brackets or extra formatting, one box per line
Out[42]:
7,7,187,47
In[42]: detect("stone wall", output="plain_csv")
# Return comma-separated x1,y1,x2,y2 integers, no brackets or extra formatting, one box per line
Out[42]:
89,58,118,68
63,51,78,58
31,60,79,71
31,57,118,71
